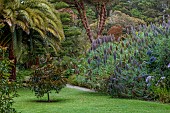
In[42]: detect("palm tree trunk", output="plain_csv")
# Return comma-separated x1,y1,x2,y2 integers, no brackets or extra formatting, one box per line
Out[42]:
9,28,17,80
97,3,107,38
9,42,16,80
75,1,94,43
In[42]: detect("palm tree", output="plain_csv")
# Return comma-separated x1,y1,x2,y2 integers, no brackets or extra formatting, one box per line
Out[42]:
59,0,111,43
0,0,65,80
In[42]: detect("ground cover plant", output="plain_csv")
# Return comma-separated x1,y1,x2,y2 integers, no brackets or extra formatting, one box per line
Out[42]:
13,87,170,113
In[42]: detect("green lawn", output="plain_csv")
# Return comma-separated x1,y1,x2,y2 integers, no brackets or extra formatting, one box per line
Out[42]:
14,88,170,113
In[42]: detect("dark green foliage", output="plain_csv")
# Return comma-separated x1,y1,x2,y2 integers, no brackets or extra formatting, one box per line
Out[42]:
49,1,89,79
28,55,67,102
0,48,19,113
111,0,170,23
0,78,19,113
54,2,69,9
144,24,170,102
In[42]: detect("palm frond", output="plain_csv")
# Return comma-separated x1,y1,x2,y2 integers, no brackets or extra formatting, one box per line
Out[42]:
31,27,46,38
15,20,30,34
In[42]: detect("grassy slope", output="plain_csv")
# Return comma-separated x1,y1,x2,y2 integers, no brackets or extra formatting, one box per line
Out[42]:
14,88,170,113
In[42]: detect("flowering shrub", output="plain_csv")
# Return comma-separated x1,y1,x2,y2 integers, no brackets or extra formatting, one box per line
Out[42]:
72,18,170,102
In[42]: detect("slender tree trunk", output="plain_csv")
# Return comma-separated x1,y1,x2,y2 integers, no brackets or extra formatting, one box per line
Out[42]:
9,42,16,80
47,92,50,102
36,57,39,66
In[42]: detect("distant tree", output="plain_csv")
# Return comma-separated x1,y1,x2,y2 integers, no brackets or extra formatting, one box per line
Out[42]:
111,0,170,23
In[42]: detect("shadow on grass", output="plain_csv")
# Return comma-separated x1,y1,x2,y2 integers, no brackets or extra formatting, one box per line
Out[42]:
75,91,108,97
28,98,72,103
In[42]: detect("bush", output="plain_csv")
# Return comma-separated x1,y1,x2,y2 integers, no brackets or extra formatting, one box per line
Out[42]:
28,55,67,102
108,21,170,101
72,19,170,102
0,49,19,113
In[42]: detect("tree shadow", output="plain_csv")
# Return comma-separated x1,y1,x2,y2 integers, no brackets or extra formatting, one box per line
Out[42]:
75,91,107,97
28,98,71,103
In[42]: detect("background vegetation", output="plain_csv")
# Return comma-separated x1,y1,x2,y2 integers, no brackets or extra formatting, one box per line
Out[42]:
0,0,170,112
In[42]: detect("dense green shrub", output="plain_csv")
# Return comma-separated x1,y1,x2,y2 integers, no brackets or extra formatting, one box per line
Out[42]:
111,0,170,23
0,48,19,113
144,27,170,103
71,19,170,102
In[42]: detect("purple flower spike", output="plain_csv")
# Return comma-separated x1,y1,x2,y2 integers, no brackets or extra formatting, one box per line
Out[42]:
150,56,156,63
113,51,116,60
168,63,170,68
146,50,152,56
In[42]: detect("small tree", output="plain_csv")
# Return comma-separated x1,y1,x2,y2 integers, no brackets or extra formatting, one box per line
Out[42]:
28,55,67,102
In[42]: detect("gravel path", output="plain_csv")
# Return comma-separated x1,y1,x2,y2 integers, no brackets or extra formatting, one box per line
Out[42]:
66,84,95,92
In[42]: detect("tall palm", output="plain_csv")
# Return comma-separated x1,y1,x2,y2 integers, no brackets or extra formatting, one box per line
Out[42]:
58,0,111,42
0,0,65,80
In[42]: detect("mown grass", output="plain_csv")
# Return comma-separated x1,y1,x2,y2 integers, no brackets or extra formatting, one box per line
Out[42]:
14,87,170,113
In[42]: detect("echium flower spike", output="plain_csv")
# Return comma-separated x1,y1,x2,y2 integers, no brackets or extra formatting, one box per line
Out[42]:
105,36,109,43
91,41,97,50
110,45,113,51
113,51,117,60
87,58,91,64
104,49,107,54
114,70,118,78
99,38,102,45
119,61,122,67
96,38,100,45
167,63,170,68
125,64,129,70
104,54,107,65
97,56,100,68
150,56,156,63
144,31,149,37
146,50,152,56
167,19,170,25
137,38,141,44
112,36,115,41
118,68,122,75
117,37,121,42
134,51,137,56
128,57,131,63
116,65,119,72
141,38,145,44
133,59,137,66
